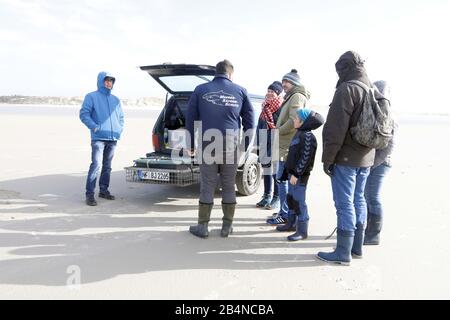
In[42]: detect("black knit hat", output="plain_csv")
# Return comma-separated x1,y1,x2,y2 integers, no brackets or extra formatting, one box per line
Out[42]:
268,81,283,95
282,69,301,86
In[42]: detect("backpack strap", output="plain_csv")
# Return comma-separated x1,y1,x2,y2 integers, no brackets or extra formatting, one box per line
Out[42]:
346,80,372,93
348,80,391,104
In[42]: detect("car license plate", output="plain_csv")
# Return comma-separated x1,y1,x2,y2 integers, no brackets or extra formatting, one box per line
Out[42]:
138,170,170,181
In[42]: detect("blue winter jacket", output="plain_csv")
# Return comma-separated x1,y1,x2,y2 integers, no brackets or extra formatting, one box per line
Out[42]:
80,71,124,141
186,74,255,149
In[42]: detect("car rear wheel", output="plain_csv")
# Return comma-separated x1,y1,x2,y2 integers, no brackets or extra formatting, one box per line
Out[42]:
236,153,261,196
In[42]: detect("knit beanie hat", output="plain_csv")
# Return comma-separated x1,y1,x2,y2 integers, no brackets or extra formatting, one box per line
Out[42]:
297,108,311,121
268,81,283,95
282,69,301,86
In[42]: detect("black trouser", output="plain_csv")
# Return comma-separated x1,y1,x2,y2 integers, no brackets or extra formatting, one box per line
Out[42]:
199,163,238,204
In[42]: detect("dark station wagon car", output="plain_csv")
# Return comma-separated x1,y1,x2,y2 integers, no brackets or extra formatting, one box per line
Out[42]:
125,64,264,195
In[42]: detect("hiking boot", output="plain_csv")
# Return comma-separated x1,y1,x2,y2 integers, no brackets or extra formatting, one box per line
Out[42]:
256,194,271,208
264,196,280,210
99,192,115,200
86,196,97,206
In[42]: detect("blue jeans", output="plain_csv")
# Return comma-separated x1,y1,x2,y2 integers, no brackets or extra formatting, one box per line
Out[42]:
263,174,279,198
276,161,292,218
331,164,370,231
364,163,390,217
288,176,309,222
85,140,117,197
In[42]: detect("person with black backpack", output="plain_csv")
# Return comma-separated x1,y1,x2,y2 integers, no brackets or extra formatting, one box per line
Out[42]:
317,51,375,265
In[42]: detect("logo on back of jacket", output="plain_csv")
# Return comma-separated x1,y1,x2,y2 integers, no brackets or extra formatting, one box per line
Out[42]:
202,90,239,108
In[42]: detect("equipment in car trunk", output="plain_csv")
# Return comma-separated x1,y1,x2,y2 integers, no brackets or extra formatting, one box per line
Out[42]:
126,154,199,186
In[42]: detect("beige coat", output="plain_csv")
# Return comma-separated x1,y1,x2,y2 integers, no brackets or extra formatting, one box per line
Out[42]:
275,86,309,161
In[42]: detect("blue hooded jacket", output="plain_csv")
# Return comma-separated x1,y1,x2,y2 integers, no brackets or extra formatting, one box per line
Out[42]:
80,71,124,141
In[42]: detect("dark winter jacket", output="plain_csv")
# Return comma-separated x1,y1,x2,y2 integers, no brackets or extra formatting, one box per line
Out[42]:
282,111,324,185
256,117,275,166
322,51,376,168
186,74,255,150
256,101,282,166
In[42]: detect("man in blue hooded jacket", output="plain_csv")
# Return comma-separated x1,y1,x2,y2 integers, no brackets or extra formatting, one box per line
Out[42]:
80,71,124,206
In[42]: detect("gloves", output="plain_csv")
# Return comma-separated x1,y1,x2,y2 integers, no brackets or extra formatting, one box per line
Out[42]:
323,163,334,177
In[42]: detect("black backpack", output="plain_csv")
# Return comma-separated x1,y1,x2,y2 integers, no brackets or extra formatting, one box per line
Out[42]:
348,80,394,149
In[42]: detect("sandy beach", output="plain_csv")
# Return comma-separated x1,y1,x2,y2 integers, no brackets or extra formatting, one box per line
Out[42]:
0,104,449,299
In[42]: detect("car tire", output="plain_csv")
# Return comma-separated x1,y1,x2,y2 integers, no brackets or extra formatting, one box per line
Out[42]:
236,153,261,196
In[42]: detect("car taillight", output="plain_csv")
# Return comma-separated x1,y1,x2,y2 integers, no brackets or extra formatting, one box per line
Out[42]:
152,134,160,151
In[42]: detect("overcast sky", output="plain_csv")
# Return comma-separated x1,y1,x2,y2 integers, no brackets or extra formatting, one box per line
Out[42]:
1,0,449,113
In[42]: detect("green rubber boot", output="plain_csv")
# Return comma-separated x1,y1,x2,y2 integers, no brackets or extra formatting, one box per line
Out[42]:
221,202,236,237
189,202,213,238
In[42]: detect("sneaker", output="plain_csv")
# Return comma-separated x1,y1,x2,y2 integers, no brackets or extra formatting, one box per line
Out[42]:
267,211,279,219
265,196,280,210
256,194,271,208
266,215,287,225
267,211,281,219
99,192,115,200
86,196,97,206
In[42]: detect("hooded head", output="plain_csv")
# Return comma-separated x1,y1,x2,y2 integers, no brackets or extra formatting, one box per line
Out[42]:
373,80,391,100
97,71,116,95
295,109,324,131
297,108,311,122
335,51,370,87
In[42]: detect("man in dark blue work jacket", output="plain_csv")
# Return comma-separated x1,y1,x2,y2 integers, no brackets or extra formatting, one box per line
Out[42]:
186,59,255,238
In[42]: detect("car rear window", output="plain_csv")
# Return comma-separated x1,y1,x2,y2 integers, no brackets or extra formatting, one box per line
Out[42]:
159,75,214,93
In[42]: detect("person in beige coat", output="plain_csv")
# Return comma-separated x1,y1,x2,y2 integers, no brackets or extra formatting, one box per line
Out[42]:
266,69,311,231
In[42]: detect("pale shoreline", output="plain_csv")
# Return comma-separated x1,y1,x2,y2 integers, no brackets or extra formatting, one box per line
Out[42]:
0,103,163,110
0,105,449,299
2,102,450,116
